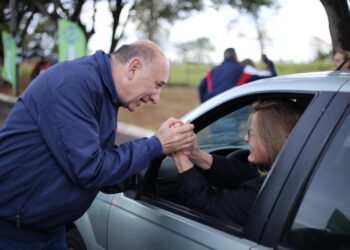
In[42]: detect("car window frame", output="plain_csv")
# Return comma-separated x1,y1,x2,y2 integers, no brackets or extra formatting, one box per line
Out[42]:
257,91,350,248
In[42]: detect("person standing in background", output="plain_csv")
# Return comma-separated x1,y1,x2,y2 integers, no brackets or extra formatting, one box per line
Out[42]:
198,48,276,103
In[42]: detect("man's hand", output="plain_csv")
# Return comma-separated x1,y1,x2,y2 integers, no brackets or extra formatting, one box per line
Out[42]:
155,117,195,155
170,122,194,173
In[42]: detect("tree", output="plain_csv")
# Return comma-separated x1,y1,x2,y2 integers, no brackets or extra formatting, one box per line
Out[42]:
0,0,99,57
129,0,205,45
33,0,97,41
212,0,278,56
176,37,214,64
320,0,350,54
1,0,39,58
107,0,135,53
175,37,214,85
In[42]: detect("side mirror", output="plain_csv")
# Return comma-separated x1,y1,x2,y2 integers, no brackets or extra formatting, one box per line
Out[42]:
100,174,140,194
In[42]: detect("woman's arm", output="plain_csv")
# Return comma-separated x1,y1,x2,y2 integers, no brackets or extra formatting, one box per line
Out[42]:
179,168,265,226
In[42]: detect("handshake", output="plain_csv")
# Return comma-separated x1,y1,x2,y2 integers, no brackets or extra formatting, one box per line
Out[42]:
155,117,196,155
156,118,209,174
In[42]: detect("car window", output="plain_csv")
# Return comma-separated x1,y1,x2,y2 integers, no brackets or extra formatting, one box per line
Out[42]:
155,105,251,203
197,106,250,150
281,110,350,250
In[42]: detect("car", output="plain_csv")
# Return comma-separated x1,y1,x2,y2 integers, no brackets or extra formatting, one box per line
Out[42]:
66,71,350,250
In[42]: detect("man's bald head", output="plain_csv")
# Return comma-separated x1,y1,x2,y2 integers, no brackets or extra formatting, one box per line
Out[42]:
110,39,168,71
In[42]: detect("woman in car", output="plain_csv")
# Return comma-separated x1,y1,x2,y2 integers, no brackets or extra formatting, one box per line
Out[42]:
172,100,302,226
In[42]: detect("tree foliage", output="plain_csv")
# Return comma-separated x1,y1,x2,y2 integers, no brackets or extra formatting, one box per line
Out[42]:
212,0,278,55
0,0,98,58
130,0,205,45
176,37,214,63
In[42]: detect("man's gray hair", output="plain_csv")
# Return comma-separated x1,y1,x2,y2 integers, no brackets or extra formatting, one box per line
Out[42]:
111,44,156,65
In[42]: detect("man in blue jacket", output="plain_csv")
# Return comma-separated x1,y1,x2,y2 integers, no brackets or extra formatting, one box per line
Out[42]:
0,39,195,249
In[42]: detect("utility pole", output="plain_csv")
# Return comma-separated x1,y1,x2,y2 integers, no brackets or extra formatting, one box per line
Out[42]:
9,0,19,96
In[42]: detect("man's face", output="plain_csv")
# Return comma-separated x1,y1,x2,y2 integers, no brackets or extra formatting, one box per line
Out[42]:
123,57,169,112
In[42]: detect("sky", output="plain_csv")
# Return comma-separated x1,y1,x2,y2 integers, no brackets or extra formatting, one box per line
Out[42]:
85,0,332,64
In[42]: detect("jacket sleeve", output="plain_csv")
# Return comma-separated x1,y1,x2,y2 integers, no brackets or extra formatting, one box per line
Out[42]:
201,154,259,189
179,168,264,225
39,78,162,189
241,59,277,83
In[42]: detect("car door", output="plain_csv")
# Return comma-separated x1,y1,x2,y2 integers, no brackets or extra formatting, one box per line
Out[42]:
256,89,350,249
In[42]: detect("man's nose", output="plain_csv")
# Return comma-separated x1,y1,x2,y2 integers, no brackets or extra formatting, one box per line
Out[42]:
150,91,160,104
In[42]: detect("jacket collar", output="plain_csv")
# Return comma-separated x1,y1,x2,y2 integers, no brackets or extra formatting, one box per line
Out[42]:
94,50,120,107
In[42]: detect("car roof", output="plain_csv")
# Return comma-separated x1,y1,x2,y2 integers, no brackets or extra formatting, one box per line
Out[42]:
182,71,350,121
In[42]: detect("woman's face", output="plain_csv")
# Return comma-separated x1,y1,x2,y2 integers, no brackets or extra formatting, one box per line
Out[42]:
244,113,269,164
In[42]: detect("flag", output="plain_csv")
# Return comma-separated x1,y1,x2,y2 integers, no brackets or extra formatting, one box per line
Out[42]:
1,31,17,87
58,19,86,62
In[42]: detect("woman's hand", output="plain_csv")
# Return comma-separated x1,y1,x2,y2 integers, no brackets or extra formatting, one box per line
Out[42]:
172,151,193,173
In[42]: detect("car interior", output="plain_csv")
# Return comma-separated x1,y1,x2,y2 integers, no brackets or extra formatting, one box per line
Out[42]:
131,93,314,234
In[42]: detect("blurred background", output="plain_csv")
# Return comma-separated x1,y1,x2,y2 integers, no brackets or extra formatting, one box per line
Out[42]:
1,0,349,129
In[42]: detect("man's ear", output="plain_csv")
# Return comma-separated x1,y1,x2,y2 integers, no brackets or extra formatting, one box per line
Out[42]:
127,58,142,80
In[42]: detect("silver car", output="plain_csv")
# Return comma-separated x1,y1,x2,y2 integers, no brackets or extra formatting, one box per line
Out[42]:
66,71,350,250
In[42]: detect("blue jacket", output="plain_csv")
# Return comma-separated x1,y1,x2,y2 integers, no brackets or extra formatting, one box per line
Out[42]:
198,59,276,103
0,51,163,241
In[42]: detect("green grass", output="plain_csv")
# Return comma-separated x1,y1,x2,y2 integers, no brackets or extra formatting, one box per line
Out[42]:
169,60,333,87
274,60,333,75
169,63,212,87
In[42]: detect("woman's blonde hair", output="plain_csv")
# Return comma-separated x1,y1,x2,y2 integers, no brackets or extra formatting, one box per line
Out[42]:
248,100,302,167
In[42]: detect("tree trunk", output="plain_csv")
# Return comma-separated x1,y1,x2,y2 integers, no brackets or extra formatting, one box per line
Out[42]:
109,0,124,53
320,0,350,52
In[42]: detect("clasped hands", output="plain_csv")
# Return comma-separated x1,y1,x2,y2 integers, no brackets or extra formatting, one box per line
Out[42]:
155,118,197,173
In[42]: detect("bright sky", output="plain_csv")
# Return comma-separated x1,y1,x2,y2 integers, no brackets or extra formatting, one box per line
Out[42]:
86,0,332,64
